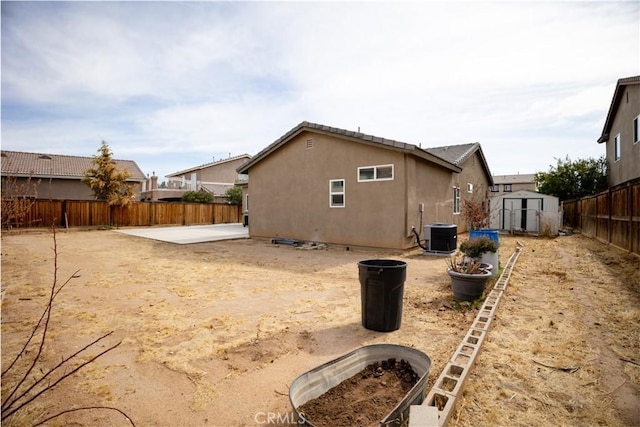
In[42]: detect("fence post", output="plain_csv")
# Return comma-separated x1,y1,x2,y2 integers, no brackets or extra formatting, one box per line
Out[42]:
627,182,633,252
608,187,612,245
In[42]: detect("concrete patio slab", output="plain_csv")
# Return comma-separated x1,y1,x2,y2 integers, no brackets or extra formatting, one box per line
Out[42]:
116,223,249,244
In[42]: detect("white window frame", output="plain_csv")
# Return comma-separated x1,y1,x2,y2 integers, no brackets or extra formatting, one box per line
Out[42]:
329,179,345,208
614,133,621,161
357,164,394,182
634,116,639,144
453,186,460,215
504,184,512,192
467,183,474,193
490,184,499,192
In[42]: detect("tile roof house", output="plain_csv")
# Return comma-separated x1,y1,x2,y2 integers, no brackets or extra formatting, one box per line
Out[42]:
490,173,537,195
597,75,640,187
140,154,251,202
237,121,494,250
0,150,146,200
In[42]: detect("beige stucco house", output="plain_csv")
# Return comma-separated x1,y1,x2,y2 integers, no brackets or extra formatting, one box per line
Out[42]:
237,122,493,250
490,173,537,195
0,150,146,200
597,75,640,187
141,154,250,202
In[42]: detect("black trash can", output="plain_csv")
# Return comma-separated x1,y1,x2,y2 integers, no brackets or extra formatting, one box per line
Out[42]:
358,259,407,332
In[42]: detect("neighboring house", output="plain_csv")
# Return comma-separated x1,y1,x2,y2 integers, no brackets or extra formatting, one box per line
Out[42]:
0,150,146,201
141,154,250,202
489,189,560,236
490,173,537,194
597,75,640,187
237,121,493,250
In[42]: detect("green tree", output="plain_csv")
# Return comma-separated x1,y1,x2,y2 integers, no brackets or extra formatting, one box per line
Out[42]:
82,141,136,207
224,186,243,205
182,190,213,203
534,155,608,201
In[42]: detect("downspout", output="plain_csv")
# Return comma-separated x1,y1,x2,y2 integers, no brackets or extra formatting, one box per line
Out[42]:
404,154,409,244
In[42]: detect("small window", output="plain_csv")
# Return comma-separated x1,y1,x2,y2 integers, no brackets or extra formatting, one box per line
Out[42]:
504,184,512,192
358,164,394,182
329,179,345,208
634,116,639,144
614,133,621,161
453,187,460,214
359,167,375,181
490,184,499,192
467,183,473,193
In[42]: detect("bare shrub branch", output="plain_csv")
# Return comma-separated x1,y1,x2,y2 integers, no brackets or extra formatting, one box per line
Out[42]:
1,170,40,229
33,406,136,427
1,227,133,425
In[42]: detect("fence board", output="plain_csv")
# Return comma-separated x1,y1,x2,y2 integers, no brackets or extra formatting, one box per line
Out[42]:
184,203,214,225
2,200,241,230
563,180,639,255
21,200,63,228
112,203,151,227
66,200,109,227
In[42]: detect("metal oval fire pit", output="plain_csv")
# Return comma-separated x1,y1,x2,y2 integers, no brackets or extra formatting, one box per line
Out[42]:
289,344,431,427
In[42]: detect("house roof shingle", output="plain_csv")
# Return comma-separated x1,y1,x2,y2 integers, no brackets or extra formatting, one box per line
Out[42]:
492,173,536,185
425,143,480,166
237,121,491,175
597,75,640,144
0,150,146,181
167,154,251,177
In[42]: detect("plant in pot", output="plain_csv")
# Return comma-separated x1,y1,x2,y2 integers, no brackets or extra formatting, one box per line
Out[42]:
446,254,492,301
459,236,498,276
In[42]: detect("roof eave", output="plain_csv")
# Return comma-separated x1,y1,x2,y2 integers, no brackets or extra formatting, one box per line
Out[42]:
237,122,463,174
237,124,309,174
598,76,640,144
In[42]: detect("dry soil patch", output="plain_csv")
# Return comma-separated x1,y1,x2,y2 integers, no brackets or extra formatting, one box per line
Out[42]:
1,229,638,426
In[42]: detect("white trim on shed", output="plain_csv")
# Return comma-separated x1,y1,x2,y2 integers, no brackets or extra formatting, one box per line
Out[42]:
489,190,560,236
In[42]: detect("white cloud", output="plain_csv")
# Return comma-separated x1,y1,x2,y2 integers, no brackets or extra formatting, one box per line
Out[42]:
1,1,638,178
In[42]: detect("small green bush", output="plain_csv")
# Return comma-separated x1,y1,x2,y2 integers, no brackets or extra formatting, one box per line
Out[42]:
459,236,497,258
224,186,243,205
182,190,213,203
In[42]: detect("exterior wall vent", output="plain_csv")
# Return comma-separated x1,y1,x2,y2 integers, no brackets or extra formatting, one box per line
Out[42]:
306,139,313,149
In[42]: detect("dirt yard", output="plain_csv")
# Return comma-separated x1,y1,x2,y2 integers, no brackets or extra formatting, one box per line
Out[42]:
1,228,639,427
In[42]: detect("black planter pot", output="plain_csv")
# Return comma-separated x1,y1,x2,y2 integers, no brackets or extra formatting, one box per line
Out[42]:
447,268,491,301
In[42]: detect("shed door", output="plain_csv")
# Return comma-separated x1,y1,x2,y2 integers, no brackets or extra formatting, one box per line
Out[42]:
503,198,542,232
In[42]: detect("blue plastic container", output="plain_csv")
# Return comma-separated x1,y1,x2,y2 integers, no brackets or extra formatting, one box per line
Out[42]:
469,229,499,247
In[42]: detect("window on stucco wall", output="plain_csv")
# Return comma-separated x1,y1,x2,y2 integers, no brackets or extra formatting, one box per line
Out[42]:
330,179,345,208
357,164,394,182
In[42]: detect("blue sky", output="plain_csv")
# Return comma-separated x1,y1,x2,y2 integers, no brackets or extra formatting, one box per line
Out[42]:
2,1,638,181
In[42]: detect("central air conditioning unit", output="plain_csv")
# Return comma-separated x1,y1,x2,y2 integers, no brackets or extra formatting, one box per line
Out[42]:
423,223,457,254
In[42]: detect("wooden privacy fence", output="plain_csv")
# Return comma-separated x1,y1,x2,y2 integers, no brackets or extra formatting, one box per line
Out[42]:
6,200,242,229
563,180,640,255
